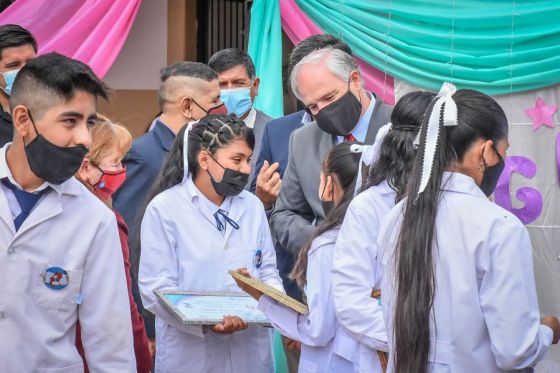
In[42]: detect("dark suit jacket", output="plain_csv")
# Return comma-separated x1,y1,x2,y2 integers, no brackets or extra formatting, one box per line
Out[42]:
250,110,305,192
270,98,392,274
250,110,305,299
113,120,176,338
0,108,13,148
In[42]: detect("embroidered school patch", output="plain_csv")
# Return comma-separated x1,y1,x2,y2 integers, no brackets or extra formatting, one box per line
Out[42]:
43,266,69,290
253,249,263,269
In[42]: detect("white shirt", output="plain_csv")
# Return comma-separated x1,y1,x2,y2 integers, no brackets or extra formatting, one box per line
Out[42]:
139,175,283,373
258,228,354,373
243,107,257,129
332,181,394,372
378,172,553,372
0,145,135,372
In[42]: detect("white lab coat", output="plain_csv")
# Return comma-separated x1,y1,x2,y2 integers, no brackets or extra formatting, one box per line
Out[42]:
331,181,394,372
378,172,553,372
0,145,135,372
258,228,355,373
139,175,283,373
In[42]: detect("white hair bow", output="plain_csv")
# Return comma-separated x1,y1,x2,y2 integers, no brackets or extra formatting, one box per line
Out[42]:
349,122,392,196
416,82,458,197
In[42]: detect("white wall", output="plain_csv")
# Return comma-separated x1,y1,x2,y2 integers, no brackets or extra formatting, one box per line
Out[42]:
103,0,168,90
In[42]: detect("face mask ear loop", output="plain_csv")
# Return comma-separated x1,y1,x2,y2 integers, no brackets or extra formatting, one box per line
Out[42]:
24,109,41,147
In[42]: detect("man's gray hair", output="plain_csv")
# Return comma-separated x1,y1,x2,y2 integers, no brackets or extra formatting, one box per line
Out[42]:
290,47,360,100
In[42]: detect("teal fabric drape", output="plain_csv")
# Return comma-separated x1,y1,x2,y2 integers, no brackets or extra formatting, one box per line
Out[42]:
296,0,560,94
248,0,284,118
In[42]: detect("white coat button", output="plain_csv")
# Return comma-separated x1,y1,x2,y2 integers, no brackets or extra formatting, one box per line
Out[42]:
7,247,14,255
0,311,5,320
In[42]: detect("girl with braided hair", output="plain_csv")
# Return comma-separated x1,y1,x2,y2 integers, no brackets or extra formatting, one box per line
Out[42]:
139,114,283,372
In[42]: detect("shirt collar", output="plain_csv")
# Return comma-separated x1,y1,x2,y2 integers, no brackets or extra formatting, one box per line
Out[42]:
441,172,487,199
153,119,177,152
243,108,257,129
0,143,81,196
184,173,243,210
301,111,313,125
352,92,376,142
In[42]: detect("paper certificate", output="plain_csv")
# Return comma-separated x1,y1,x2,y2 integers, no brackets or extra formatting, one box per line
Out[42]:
230,270,309,315
155,290,271,326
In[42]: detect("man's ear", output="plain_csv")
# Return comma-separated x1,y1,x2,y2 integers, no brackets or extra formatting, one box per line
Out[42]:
250,78,260,100
12,105,32,139
181,97,194,119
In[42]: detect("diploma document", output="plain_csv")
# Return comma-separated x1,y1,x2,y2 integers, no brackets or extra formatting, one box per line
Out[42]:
155,290,271,326
229,270,309,315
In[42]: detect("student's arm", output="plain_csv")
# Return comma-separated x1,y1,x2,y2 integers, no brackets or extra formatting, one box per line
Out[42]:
79,215,136,372
258,239,336,347
139,204,204,337
479,221,553,369
256,207,284,291
269,132,315,255
331,199,388,352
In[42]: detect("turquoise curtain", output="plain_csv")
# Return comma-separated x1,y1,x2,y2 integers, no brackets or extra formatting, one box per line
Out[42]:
248,0,284,118
296,0,560,94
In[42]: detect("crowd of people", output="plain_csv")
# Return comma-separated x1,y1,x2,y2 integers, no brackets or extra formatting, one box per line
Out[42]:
0,23,559,373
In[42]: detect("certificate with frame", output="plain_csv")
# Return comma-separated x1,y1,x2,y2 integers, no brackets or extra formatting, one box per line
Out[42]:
155,290,271,326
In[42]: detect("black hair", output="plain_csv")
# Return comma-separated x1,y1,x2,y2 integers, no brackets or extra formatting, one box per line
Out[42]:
0,24,37,59
160,61,218,83
9,52,109,114
392,89,508,373
288,34,353,73
290,142,361,289
158,61,218,108
131,114,254,274
364,91,436,202
208,48,256,80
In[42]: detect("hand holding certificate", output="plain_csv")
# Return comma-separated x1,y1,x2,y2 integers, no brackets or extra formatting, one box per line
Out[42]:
155,290,271,329
230,268,309,315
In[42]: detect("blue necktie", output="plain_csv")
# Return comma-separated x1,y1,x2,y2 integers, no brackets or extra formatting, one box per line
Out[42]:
213,209,240,232
1,178,48,231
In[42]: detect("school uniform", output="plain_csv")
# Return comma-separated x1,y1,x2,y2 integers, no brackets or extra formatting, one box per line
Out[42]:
258,228,355,373
378,172,553,372
0,144,135,372
139,175,283,373
331,181,394,372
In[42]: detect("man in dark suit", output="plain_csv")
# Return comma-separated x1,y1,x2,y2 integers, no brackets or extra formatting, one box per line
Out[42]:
208,48,271,189
113,61,225,342
270,47,392,297
0,24,37,147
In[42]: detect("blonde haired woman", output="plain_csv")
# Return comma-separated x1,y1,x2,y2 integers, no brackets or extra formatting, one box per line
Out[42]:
75,114,152,372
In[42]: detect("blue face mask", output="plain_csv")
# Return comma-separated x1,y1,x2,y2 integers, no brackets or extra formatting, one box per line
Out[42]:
220,87,253,118
2,69,20,96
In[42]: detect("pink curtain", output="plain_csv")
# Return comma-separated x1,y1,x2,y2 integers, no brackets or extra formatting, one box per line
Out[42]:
280,0,395,104
0,0,142,78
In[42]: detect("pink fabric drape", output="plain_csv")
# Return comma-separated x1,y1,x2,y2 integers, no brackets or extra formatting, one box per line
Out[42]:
280,0,395,104
0,0,142,78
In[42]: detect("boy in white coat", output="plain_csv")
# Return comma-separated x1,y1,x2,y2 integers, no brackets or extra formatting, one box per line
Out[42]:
0,53,135,372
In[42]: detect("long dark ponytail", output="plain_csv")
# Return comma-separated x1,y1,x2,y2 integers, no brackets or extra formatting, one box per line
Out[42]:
365,91,435,202
392,89,508,373
290,142,361,290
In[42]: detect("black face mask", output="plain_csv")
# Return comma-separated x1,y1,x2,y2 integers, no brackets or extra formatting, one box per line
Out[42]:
208,155,249,197
24,110,88,185
320,176,334,217
314,82,362,136
480,145,505,197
